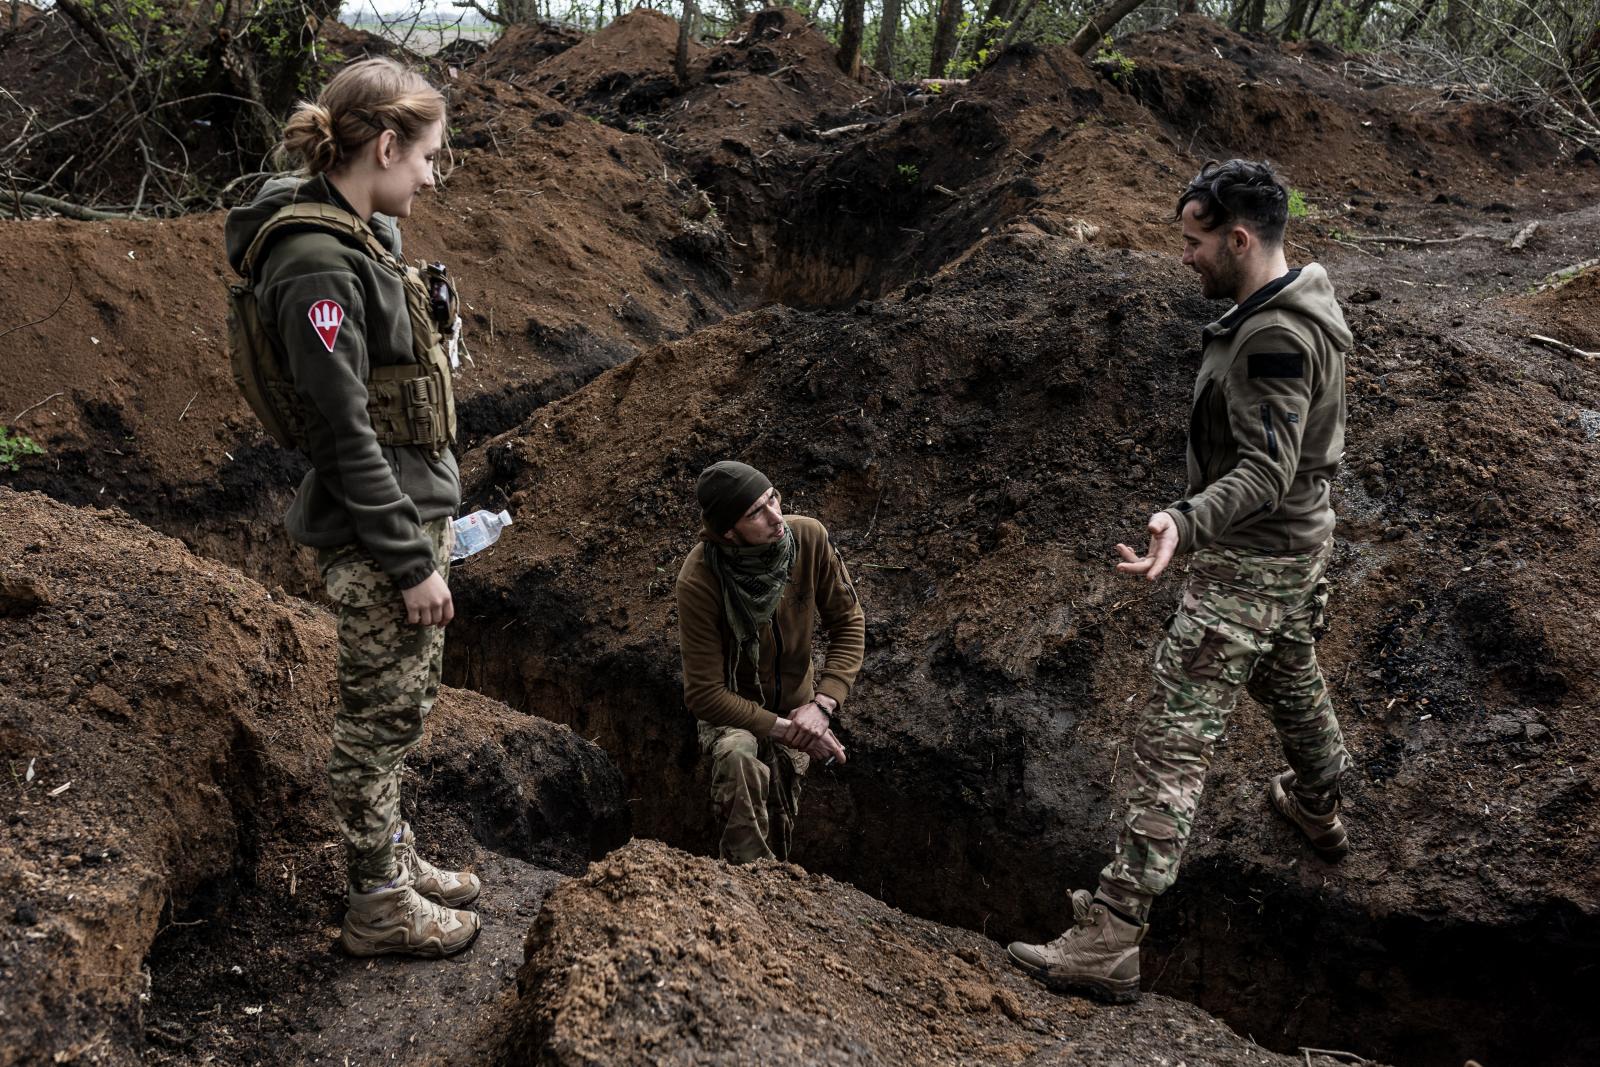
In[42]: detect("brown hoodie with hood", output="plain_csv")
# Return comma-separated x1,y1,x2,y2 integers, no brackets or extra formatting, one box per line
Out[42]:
1163,263,1353,555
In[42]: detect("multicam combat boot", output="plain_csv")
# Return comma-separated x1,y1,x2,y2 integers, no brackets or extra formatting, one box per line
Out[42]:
1268,770,1350,861
1006,890,1146,1004
339,881,481,959
396,822,482,907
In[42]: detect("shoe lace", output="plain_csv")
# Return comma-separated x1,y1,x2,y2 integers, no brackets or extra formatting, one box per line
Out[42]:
401,888,456,931
398,836,447,883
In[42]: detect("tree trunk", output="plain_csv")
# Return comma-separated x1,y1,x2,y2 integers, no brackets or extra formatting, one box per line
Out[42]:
1281,0,1312,39
1245,0,1266,34
1067,0,1153,56
1443,0,1469,49
874,0,903,75
928,0,963,78
1401,0,1437,40
998,0,1040,51
960,0,1015,71
837,0,865,78
675,0,694,86
1303,0,1325,38
53,0,137,78
1339,0,1380,45
1228,0,1248,30
1179,0,1197,12
1570,24,1600,105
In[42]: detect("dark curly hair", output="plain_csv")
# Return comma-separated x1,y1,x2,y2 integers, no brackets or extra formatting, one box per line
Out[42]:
1176,159,1289,246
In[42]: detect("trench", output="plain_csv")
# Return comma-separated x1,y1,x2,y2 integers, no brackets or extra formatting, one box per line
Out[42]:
441,599,1600,1067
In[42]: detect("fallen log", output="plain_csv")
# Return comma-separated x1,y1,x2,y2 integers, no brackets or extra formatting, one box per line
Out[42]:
1345,231,1492,246
1507,220,1541,251
1529,333,1600,360
817,122,872,140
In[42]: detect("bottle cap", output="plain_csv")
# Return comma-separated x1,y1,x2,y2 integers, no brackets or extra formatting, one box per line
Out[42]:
498,510,513,526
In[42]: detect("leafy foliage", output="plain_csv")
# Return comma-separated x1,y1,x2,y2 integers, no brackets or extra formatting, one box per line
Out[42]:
0,427,44,473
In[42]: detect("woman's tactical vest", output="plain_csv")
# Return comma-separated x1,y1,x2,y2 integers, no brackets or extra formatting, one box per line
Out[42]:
228,202,458,457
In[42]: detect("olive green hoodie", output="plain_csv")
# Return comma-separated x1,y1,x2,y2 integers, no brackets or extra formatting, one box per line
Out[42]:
224,174,459,589
1163,263,1352,555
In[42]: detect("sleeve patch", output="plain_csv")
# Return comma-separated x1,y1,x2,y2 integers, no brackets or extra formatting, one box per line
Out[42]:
308,299,345,353
1247,351,1304,379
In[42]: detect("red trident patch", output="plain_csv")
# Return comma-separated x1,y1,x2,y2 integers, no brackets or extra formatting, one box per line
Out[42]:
308,299,345,353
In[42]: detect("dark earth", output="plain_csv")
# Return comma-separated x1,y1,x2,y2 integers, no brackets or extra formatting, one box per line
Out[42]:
3,5,1599,1066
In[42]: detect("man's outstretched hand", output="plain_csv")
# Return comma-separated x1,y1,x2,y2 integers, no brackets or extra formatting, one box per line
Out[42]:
1116,511,1179,581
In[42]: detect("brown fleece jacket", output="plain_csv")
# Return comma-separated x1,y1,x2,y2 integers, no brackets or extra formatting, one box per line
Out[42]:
676,515,866,736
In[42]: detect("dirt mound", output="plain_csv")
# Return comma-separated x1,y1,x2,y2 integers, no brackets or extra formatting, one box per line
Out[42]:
0,488,629,1067
0,72,738,596
525,7,697,114
500,839,1365,1066
738,17,1592,307
1117,16,1567,198
658,7,888,277
317,16,403,59
1518,262,1600,349
757,42,1178,304
475,19,586,79
443,228,1600,1066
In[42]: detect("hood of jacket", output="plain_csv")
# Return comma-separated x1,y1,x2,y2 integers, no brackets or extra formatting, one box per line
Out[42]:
224,173,401,276
1202,263,1353,351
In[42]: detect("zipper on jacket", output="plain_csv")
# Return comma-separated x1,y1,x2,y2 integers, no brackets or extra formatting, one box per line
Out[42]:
772,614,785,713
1260,403,1278,460
1191,378,1215,477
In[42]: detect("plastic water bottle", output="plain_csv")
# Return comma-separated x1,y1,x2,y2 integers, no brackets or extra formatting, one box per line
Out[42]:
450,509,512,562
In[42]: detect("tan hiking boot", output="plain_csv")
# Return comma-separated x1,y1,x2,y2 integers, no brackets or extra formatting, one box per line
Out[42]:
339,883,481,959
1269,770,1350,861
396,822,481,907
1006,890,1145,1004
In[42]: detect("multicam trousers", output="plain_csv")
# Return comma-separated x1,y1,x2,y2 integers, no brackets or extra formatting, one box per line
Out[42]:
1097,539,1351,923
317,518,451,892
698,721,810,864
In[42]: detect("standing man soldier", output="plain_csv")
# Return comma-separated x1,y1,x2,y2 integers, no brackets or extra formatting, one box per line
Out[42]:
676,461,864,863
1009,159,1355,1002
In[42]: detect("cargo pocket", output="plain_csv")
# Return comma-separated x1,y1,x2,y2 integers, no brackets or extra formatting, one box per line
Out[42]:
323,554,398,609
1310,580,1331,640
1166,609,1228,682
1182,625,1231,681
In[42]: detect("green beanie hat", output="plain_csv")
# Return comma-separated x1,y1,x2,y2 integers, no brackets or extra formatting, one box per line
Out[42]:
696,461,773,535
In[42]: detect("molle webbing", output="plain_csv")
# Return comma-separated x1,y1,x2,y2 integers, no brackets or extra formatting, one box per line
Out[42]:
238,202,455,454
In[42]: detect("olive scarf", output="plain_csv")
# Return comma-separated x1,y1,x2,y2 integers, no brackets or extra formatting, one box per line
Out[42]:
705,526,796,706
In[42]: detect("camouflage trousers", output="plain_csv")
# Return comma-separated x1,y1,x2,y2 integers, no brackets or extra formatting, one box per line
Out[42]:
698,721,810,864
1097,539,1350,923
317,518,450,892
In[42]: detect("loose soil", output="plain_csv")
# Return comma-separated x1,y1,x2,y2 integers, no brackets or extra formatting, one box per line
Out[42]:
443,195,1600,1066
0,52,739,595
497,839,1377,1066
3,8,1600,1067
0,488,628,1067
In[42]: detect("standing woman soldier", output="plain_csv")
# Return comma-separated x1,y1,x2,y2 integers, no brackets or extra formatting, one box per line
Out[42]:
224,58,480,958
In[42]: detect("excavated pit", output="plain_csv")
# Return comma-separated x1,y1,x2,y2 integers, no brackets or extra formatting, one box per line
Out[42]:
5,9,1600,1065
441,225,1600,1066
0,489,632,1066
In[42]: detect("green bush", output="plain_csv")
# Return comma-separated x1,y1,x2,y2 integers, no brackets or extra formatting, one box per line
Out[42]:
1094,38,1137,82
0,427,44,472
